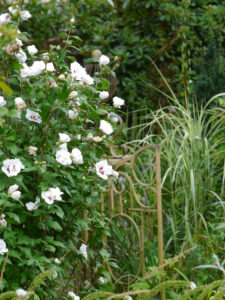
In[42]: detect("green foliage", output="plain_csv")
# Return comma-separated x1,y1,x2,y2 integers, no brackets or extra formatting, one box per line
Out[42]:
0,291,34,299
0,269,53,299
71,0,225,110
131,95,225,244
28,269,55,292
1,0,225,298
213,289,225,300
193,42,225,105
0,1,122,298
84,279,225,299
198,279,225,300
3,0,225,111
11,0,74,42
135,280,189,300
125,66,225,287
182,285,205,300
83,291,114,300
0,291,17,300
0,80,13,97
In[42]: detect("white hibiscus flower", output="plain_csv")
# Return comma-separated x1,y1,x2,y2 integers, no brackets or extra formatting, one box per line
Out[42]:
16,289,27,296
41,187,63,205
95,160,118,180
0,96,6,107
59,133,71,143
71,148,83,164
25,197,40,211
2,159,25,177
56,149,72,165
8,184,19,193
99,91,109,100
99,55,110,66
112,96,125,108
0,239,8,255
20,10,32,21
27,45,38,55
46,62,55,72
99,120,113,135
79,243,87,260
25,109,42,124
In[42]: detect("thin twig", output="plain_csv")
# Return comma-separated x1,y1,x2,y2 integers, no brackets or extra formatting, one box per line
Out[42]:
0,252,8,287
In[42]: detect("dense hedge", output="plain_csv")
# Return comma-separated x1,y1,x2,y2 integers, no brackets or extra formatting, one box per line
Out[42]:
73,0,225,110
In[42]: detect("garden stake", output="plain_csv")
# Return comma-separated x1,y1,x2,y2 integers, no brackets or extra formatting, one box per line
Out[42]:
102,142,166,295
155,145,165,300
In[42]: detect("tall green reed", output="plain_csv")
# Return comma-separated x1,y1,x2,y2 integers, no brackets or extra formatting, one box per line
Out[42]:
126,94,225,252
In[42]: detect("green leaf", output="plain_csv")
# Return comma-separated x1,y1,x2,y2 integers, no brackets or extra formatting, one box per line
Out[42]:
109,262,119,269
122,0,130,9
48,220,62,232
0,107,8,117
12,61,23,70
99,78,110,90
216,223,225,230
6,143,20,155
130,281,150,291
7,212,20,223
18,236,36,245
9,250,21,259
46,236,66,248
45,244,56,253
0,81,13,96
96,108,108,115
0,179,7,191
7,109,20,119
23,166,37,173
54,207,64,219
107,0,114,7
70,35,82,46
99,248,110,260
18,246,32,258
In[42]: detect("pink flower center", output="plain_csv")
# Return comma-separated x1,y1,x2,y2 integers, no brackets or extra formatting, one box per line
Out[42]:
48,195,56,201
99,167,104,175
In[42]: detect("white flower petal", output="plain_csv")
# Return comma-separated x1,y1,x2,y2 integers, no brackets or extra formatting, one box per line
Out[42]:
99,120,113,135
8,184,19,193
0,239,8,255
2,159,25,177
26,109,42,124
56,149,72,165
27,45,38,55
20,10,32,21
0,96,6,107
59,133,71,143
99,55,110,66
41,187,63,205
46,62,55,72
79,243,87,260
71,148,83,164
11,191,21,200
112,96,125,108
99,91,109,100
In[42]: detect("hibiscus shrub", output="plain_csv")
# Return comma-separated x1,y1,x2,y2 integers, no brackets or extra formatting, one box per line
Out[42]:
0,4,124,298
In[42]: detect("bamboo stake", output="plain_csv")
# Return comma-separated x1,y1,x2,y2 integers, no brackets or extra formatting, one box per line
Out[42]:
155,145,165,300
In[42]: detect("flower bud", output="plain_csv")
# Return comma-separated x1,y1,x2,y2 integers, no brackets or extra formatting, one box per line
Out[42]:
28,146,38,156
58,74,65,81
